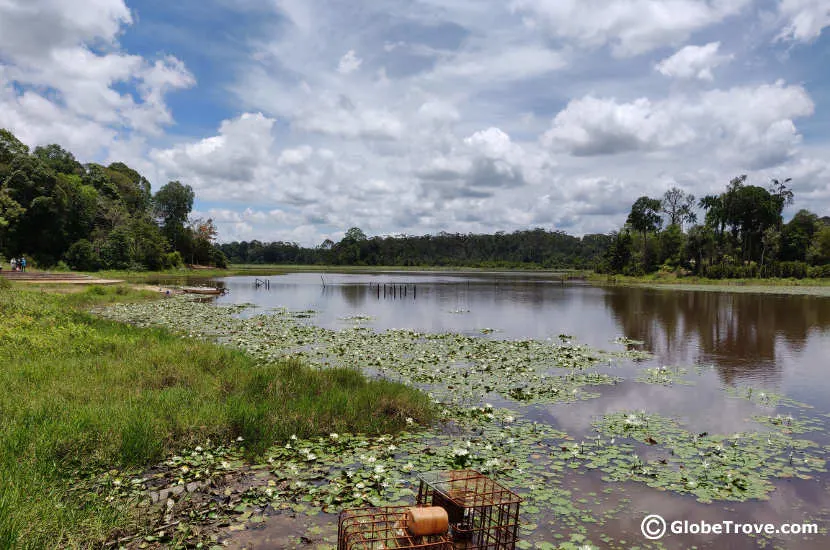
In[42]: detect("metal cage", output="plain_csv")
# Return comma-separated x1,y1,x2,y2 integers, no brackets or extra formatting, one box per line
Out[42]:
337,505,453,550
415,470,522,550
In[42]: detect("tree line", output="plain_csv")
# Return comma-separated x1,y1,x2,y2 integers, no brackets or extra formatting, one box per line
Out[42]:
0,129,227,271
220,228,613,269
602,176,830,278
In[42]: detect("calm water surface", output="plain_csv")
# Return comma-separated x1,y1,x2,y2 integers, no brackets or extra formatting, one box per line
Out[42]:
211,272,830,548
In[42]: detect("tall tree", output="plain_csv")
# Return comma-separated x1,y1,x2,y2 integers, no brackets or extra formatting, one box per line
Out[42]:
33,144,83,175
661,187,697,228
627,197,663,241
153,181,194,249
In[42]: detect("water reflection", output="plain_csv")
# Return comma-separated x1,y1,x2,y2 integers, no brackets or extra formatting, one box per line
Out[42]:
215,273,830,403
603,288,830,386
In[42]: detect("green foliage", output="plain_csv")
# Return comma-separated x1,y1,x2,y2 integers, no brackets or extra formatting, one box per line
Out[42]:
0,128,223,271
627,196,663,237
154,180,194,234
607,176,828,279
64,239,100,271
222,229,613,269
0,288,433,546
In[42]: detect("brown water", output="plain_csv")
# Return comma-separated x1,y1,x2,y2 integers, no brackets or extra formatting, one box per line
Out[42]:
211,272,830,548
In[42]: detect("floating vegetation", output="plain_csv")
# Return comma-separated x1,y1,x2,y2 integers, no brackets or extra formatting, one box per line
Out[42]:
585,412,826,503
724,385,813,409
338,314,375,322
97,298,830,545
100,298,644,407
636,365,695,386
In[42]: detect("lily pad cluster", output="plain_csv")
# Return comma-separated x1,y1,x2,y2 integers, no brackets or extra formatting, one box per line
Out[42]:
583,411,826,503
96,297,829,548
100,298,645,407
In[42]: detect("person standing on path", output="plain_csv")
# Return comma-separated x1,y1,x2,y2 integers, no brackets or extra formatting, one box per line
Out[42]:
10,258,16,271
20,257,26,272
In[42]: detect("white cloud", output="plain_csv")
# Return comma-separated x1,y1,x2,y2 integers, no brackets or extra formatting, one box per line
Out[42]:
655,42,733,80
4,0,830,245
152,113,275,191
511,0,751,57
543,81,815,168
776,0,830,42
0,0,193,156
337,50,363,74
0,0,132,60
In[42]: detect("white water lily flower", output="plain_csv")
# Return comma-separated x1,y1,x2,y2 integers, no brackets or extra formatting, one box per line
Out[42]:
290,434,298,440
387,445,397,452
236,436,244,442
402,462,414,472
405,417,415,425
330,433,339,439
374,465,386,474
504,416,515,424
452,448,469,457
195,446,203,453
365,456,377,464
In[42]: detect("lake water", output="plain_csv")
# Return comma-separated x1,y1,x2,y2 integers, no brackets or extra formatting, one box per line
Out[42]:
207,271,830,548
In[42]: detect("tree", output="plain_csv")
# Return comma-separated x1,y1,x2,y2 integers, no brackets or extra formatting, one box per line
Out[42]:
603,231,633,274
808,225,830,265
769,178,794,223
33,144,83,175
64,239,100,271
781,209,818,262
627,197,663,241
0,189,24,251
153,181,194,249
344,227,368,242
0,129,29,167
105,162,152,215
661,187,697,228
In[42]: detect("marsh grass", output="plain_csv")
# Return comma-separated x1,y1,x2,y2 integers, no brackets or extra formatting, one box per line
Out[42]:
0,285,433,548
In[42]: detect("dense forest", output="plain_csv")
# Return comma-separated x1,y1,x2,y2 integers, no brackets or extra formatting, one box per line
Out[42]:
602,177,830,278
220,228,613,269
0,129,226,270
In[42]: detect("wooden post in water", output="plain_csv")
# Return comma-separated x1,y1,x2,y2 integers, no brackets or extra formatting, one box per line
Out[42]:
413,285,416,299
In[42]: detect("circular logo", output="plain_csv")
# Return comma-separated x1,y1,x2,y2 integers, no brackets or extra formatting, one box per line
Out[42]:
641,514,667,540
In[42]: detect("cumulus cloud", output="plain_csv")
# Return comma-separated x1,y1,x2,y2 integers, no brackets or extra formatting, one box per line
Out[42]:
543,81,814,168
511,0,751,57
152,113,276,192
655,42,733,80
0,0,193,155
776,0,830,42
3,0,830,244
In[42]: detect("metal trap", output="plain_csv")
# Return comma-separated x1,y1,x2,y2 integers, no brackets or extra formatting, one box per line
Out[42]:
416,470,522,549
337,505,453,550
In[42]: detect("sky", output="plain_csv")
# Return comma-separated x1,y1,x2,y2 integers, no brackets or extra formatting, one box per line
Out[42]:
1,0,829,246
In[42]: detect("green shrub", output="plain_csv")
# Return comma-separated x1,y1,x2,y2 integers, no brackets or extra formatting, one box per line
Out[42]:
64,239,100,271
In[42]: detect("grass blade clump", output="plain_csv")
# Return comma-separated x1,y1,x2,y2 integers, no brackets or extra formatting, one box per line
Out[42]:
0,285,433,547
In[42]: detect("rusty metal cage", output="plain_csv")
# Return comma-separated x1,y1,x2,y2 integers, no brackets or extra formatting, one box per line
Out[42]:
338,505,453,550
415,470,522,550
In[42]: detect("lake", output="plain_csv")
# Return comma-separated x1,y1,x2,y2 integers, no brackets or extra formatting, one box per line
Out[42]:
149,271,830,548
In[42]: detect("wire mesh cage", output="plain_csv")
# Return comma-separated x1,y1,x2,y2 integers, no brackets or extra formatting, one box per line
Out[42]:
338,505,453,550
415,470,522,550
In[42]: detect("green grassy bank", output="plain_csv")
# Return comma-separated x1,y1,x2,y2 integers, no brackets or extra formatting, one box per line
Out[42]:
0,284,433,548
590,272,830,296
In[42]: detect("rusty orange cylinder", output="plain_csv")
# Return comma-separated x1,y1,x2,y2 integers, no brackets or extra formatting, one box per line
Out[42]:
406,506,449,536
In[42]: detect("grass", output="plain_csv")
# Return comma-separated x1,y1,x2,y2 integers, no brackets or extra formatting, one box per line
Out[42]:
589,273,830,295
0,284,434,548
